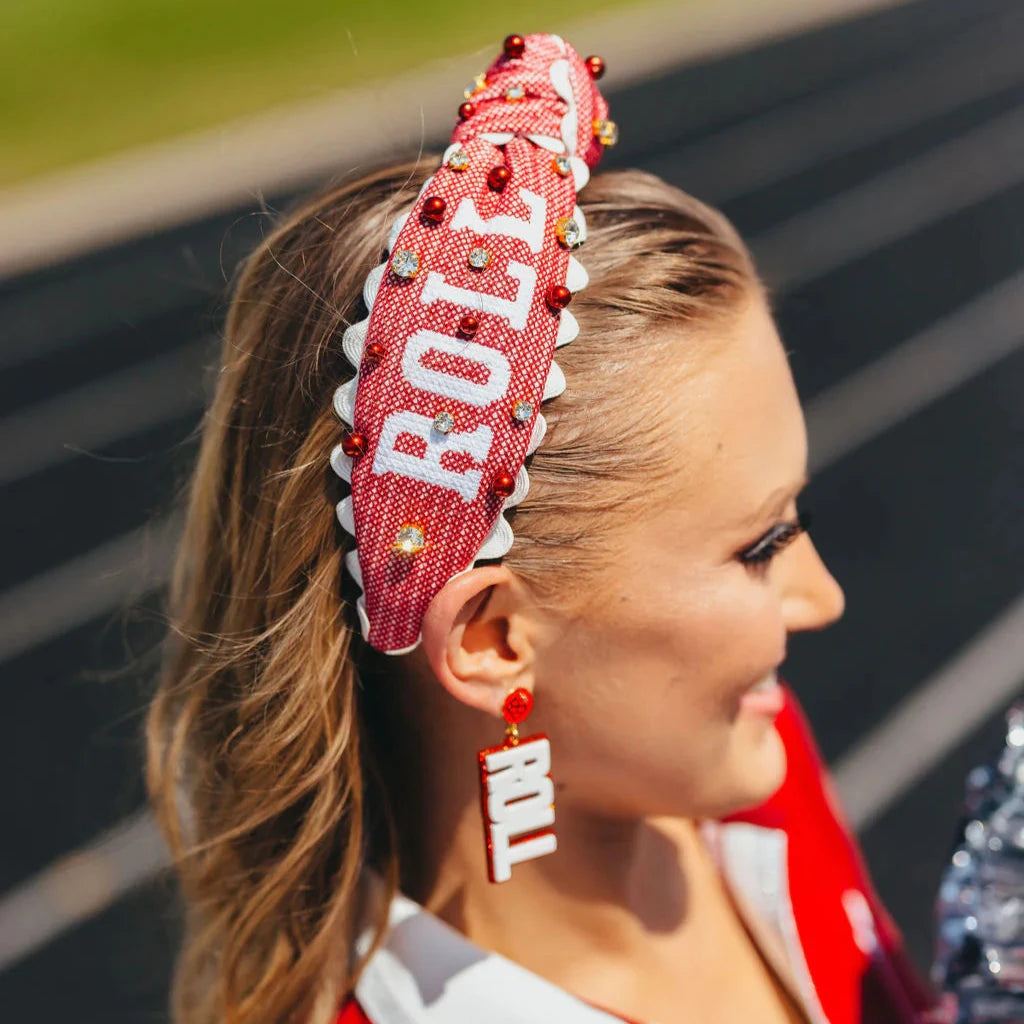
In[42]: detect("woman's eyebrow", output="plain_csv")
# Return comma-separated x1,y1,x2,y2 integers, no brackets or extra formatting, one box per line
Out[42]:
742,471,810,528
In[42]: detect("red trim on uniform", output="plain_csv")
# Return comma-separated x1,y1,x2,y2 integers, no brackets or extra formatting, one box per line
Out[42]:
588,1001,645,1024
338,993,646,1024
336,997,373,1024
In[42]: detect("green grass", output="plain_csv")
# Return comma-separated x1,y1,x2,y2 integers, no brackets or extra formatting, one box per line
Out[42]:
1,0,666,189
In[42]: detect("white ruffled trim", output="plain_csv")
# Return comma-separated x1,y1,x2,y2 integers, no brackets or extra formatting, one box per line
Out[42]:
556,308,579,347
543,361,566,400
344,547,363,587
330,448,351,486
331,206,405,646
565,256,588,292
525,134,565,153
332,377,358,427
363,262,387,311
330,56,593,654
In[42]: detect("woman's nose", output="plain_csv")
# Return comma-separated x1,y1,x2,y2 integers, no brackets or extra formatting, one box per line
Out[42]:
781,535,846,632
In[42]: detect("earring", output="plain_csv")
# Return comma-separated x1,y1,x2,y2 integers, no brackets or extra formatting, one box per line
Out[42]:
477,687,557,883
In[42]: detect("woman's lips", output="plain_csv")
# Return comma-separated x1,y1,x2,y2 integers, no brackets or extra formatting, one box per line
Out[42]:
738,669,785,716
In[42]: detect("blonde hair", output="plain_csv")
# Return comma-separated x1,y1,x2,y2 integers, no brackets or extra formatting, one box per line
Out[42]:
146,156,759,1024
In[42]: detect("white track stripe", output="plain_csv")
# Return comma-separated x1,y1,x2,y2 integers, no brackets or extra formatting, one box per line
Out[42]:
0,810,169,972
0,337,213,486
675,5,1024,203
834,595,1024,832
803,269,1024,471
0,515,181,664
754,103,1024,290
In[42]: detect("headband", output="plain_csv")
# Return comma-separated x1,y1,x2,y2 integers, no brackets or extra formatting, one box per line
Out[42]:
330,33,614,654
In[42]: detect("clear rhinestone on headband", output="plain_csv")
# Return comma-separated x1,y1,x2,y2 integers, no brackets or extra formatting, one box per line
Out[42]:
593,119,619,146
432,411,455,434
391,249,420,278
555,217,583,249
447,149,470,171
505,85,525,101
512,399,534,421
393,524,426,555
444,149,468,171
468,247,491,270
552,154,572,177
464,73,487,98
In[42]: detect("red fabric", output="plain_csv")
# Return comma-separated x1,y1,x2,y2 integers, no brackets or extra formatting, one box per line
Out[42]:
345,34,610,652
336,998,373,1024
724,680,946,1024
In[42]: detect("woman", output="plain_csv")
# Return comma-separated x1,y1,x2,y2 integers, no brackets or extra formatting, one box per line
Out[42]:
146,32,945,1024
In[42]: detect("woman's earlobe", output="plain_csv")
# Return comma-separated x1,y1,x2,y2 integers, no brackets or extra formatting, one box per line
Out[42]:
419,564,536,716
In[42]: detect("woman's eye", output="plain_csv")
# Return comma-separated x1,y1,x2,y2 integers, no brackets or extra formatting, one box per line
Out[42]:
738,508,814,574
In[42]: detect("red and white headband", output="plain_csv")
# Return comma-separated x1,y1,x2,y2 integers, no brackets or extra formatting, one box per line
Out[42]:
330,33,615,654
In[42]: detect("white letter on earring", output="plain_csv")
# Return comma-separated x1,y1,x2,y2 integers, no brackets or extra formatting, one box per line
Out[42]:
483,737,557,882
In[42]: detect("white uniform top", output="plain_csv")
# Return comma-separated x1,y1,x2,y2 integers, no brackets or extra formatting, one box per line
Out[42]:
352,873,627,1024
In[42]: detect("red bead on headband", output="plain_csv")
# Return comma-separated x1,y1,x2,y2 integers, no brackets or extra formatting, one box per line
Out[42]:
330,33,614,654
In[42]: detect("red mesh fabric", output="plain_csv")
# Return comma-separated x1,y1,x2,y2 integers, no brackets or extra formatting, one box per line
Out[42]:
337,34,611,653
451,34,610,165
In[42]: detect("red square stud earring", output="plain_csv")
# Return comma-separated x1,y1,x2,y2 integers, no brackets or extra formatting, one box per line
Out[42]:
477,687,557,883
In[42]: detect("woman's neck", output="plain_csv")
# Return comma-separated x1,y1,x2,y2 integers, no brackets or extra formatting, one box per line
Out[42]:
408,802,721,1002
370,672,808,1023
379,675,709,1002
374,690,808,1024
399,805,810,1024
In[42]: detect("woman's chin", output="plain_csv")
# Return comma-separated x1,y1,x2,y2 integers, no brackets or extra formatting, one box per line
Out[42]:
749,723,788,798
717,723,788,817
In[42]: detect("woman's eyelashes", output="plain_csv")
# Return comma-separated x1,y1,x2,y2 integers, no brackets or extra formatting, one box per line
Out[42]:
738,508,814,573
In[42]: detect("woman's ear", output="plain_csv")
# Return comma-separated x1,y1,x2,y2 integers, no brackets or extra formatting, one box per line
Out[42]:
418,564,537,718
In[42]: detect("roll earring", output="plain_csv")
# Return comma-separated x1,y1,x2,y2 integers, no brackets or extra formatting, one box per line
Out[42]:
477,687,557,883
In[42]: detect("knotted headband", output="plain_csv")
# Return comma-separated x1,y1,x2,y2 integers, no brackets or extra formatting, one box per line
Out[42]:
330,33,614,654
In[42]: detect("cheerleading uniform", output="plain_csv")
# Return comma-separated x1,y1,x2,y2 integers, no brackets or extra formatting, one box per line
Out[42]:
334,683,947,1024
